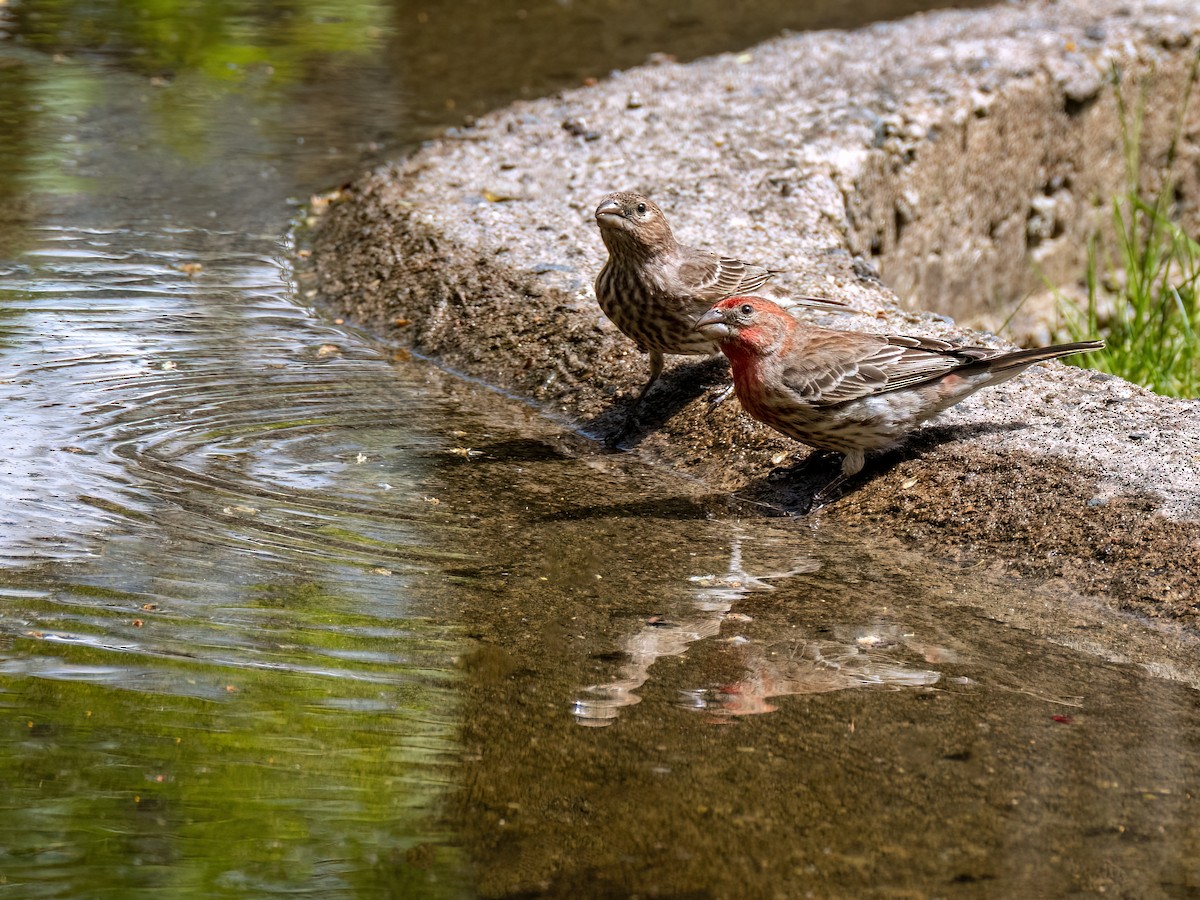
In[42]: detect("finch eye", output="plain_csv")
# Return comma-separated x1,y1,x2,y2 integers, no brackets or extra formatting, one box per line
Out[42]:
739,304,753,316
636,202,647,214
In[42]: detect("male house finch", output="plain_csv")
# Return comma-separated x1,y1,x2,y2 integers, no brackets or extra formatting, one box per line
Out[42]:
593,192,844,415
695,295,1103,503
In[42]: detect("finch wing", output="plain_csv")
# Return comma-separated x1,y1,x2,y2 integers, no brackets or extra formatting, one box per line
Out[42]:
676,250,778,302
781,334,990,406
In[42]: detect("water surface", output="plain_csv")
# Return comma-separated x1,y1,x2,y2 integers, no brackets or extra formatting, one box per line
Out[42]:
2,1,1200,897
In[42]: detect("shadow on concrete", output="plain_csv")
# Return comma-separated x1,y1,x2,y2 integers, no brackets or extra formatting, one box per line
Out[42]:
738,421,1030,514
585,356,729,449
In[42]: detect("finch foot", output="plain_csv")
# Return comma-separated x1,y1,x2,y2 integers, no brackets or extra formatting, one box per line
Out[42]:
811,472,853,507
605,404,644,449
707,383,736,407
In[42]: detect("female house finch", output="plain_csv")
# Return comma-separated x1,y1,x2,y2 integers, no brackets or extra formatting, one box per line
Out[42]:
593,192,845,415
695,295,1104,503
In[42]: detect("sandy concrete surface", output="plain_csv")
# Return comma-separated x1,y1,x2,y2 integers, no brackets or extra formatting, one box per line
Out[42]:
304,0,1200,624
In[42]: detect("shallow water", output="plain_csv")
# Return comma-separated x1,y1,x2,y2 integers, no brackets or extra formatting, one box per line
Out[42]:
2,1,1200,897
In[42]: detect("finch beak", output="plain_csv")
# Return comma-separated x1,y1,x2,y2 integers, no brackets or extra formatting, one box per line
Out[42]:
594,197,624,223
694,307,731,339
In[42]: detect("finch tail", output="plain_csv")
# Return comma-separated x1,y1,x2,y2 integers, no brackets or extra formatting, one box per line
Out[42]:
949,339,1105,397
979,340,1105,372
920,338,1105,418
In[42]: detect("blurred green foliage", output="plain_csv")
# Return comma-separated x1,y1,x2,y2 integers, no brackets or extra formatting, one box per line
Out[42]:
0,0,393,205
12,0,389,79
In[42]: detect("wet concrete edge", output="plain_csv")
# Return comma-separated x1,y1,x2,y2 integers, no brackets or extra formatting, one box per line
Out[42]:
300,0,1200,628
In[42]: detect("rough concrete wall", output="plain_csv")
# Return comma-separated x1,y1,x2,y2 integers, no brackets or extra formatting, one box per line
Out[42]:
848,23,1200,319
304,0,1200,619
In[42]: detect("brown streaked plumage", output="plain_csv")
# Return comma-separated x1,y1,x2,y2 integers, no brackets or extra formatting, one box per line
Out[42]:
593,191,844,417
695,295,1104,503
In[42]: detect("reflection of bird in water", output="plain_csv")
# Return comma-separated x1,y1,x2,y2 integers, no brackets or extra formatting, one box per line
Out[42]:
572,533,819,727
687,532,820,607
572,529,955,724
710,638,945,724
713,629,946,717
572,614,724,727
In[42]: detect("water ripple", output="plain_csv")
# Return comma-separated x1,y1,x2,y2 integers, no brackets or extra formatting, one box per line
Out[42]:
0,224,481,739
0,228,474,574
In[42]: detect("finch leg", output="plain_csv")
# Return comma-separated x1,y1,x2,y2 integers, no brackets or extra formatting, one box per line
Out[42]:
626,350,665,420
635,350,666,405
612,350,666,443
810,450,866,508
811,471,853,507
708,383,735,407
